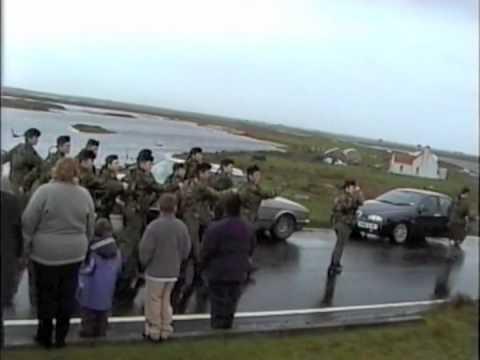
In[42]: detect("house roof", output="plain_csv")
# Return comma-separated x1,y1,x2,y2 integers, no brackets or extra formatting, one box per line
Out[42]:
392,152,417,165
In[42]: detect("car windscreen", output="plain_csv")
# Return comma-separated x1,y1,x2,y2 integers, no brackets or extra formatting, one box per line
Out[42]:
152,159,176,184
376,191,424,206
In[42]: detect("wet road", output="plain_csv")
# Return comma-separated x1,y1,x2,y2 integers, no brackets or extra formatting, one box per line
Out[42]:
4,230,478,320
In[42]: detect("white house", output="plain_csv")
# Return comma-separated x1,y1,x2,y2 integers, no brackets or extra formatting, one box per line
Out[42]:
389,147,447,180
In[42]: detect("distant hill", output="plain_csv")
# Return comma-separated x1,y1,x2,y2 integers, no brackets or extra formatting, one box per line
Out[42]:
2,86,478,163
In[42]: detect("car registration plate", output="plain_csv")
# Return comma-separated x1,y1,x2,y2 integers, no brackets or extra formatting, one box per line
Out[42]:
357,221,379,231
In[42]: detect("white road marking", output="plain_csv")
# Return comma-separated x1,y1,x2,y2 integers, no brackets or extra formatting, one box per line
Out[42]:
4,299,447,327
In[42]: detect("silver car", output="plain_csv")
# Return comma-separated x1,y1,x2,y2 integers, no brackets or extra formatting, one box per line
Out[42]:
152,157,310,241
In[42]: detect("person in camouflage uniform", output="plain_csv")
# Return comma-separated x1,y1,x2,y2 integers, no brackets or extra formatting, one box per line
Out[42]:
97,155,128,219
211,158,235,220
238,165,277,226
164,162,186,220
184,147,203,180
165,163,186,186
1,128,43,198
115,149,177,302
181,162,226,282
76,139,100,175
448,187,473,248
77,149,104,205
31,135,71,192
328,179,364,277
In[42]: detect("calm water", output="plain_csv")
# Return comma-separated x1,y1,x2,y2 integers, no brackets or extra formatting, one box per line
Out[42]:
1,105,277,165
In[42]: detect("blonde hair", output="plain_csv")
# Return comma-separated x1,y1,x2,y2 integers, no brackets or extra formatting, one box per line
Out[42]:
52,158,79,183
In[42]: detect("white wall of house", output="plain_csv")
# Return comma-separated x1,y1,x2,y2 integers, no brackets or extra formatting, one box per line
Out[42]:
389,148,445,180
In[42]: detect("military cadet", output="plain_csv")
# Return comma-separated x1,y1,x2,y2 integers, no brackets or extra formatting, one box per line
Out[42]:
116,149,177,302
76,139,100,174
328,179,364,277
211,159,235,219
448,187,473,249
182,162,224,282
184,147,203,180
212,158,235,191
97,155,128,219
238,165,277,225
77,149,104,204
165,163,186,186
1,128,43,197
34,135,71,188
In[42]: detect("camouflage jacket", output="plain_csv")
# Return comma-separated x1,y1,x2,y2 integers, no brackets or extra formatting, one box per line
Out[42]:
238,182,276,223
211,172,234,191
184,159,199,180
38,151,65,184
331,190,364,226
122,167,175,215
78,167,104,204
449,196,471,226
1,143,43,191
97,168,125,216
182,179,222,225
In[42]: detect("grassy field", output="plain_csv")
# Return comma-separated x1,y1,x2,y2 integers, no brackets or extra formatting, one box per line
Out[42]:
204,130,479,228
4,301,477,360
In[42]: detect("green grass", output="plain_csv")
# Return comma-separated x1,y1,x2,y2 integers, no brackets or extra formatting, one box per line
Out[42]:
205,132,479,228
4,302,477,360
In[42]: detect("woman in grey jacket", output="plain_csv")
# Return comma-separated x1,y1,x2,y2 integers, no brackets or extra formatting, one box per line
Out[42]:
22,158,95,349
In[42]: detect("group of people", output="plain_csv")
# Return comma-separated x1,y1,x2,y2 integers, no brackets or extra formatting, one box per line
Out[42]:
1,128,277,347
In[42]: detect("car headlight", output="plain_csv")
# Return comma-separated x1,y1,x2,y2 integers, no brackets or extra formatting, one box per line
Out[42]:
368,214,383,222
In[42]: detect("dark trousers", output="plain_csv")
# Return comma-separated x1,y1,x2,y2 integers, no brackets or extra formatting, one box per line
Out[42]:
330,222,353,266
34,261,80,345
208,281,242,329
80,308,108,337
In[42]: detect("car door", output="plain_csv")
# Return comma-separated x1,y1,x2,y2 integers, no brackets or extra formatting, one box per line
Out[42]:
417,196,441,236
436,197,453,237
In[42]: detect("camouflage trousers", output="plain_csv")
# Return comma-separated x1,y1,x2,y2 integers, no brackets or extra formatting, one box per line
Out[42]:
330,222,353,266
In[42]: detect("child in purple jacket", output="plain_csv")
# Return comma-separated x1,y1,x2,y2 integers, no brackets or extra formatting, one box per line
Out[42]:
77,218,122,338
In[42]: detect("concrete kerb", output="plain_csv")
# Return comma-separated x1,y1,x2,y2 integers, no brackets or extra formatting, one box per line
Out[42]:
4,314,424,350
5,299,447,350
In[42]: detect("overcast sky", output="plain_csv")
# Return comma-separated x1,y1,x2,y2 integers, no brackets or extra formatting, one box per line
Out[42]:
4,0,479,154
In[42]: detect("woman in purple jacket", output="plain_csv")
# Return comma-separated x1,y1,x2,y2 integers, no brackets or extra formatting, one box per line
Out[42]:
77,218,122,338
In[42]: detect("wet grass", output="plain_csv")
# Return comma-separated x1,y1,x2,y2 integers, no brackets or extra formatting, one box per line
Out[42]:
4,301,477,360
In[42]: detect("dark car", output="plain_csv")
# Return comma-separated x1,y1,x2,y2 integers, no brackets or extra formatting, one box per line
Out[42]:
355,188,453,244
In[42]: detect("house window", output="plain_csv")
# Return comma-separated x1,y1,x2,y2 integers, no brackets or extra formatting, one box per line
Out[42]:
416,167,420,175
400,165,404,172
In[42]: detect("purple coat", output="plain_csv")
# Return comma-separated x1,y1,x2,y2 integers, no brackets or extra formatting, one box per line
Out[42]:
77,237,122,311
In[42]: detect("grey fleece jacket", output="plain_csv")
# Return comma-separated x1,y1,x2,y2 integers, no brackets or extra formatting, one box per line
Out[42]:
139,214,191,279
22,182,95,266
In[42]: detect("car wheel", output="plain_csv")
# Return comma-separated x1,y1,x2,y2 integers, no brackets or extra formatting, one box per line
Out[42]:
271,214,296,241
390,223,409,245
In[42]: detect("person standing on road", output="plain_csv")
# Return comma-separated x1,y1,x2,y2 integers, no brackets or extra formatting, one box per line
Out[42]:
22,158,95,349
1,188,23,348
1,128,43,198
77,218,122,338
97,155,128,219
184,147,203,180
448,187,473,249
238,164,277,225
200,193,256,329
78,149,104,205
76,139,100,174
328,179,364,277
211,158,235,220
139,194,191,342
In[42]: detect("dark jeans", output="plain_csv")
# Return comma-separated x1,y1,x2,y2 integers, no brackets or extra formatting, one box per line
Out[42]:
34,261,81,346
80,308,108,337
208,281,242,329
